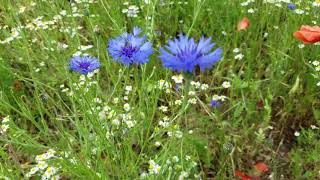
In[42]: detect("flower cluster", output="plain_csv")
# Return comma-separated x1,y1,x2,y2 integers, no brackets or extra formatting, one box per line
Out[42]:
141,155,199,179
233,48,244,60
61,70,98,96
0,1,98,45
310,60,320,87
156,79,172,93
67,26,222,76
26,149,60,179
95,84,139,140
122,3,139,18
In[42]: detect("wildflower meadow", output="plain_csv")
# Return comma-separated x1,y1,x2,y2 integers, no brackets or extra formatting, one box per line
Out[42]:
1,0,320,179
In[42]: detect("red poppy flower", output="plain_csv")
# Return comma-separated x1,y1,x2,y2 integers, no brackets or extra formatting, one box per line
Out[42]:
237,17,250,31
235,170,253,180
293,25,320,44
235,170,260,180
255,162,269,173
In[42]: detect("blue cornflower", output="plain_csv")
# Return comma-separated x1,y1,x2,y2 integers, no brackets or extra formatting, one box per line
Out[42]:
70,55,100,74
288,3,296,10
210,99,221,108
108,27,153,65
158,34,222,72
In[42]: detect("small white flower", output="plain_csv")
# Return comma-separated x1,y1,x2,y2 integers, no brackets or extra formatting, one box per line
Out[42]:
47,149,56,156
94,98,102,104
188,98,197,104
201,83,209,90
188,91,196,96
60,10,67,16
294,131,300,137
175,131,183,138
124,103,131,111
178,171,189,180
163,116,169,121
219,95,227,102
39,62,45,67
73,51,82,57
53,15,62,21
158,80,171,89
241,2,249,6
155,141,161,147
233,48,240,53
43,166,58,179
113,97,119,104
0,124,9,134
312,1,320,7
140,172,148,178
125,120,136,128
263,32,269,38
248,8,255,13
58,42,68,49
312,61,319,66
123,5,139,17
19,6,26,14
212,95,220,101
174,100,182,105
235,53,244,60
190,81,201,89
148,160,161,174
103,106,111,112
159,120,170,128
222,81,231,88
37,161,48,170
61,88,69,93
79,45,93,51
159,106,168,112
125,86,132,93
294,9,305,15
99,111,106,120
172,74,184,84
2,116,10,123
298,44,305,49
27,166,39,177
